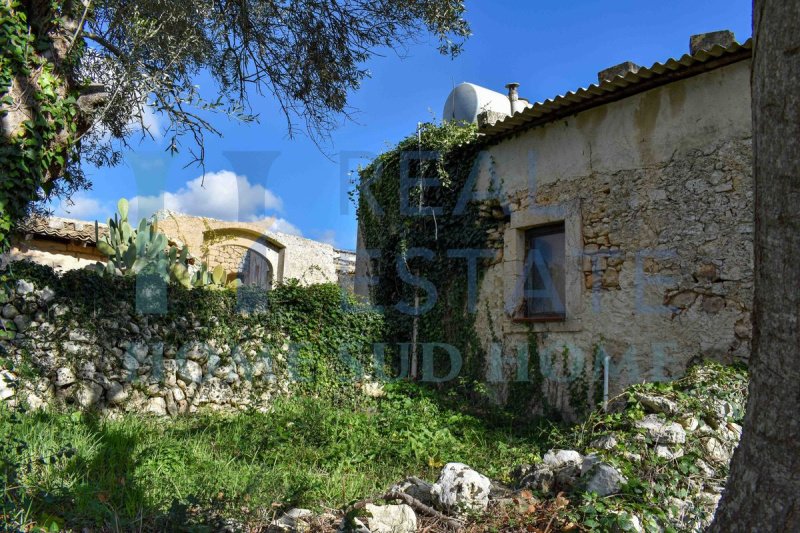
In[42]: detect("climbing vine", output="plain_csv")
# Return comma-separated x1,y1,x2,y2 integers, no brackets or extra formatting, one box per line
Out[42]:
0,1,86,251
356,121,502,385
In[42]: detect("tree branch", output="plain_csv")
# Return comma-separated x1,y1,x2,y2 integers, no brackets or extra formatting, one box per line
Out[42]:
83,32,124,58
349,491,465,531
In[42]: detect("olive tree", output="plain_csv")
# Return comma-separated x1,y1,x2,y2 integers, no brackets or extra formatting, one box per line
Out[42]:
0,0,469,248
708,0,800,529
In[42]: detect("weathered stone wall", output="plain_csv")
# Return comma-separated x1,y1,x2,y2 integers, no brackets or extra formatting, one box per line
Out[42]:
472,59,753,413
154,211,342,286
0,274,381,417
335,249,356,293
206,244,250,274
274,231,339,284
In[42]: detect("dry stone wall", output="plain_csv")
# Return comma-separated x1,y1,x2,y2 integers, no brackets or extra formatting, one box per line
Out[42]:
0,270,382,417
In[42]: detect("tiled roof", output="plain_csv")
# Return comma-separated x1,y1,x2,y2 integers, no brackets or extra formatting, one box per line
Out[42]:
479,38,752,144
15,216,108,244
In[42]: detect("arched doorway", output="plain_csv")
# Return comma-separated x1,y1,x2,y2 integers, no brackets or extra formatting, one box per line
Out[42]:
203,228,285,287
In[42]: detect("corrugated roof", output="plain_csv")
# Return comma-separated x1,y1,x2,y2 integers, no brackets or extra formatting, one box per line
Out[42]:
16,216,108,244
478,38,752,144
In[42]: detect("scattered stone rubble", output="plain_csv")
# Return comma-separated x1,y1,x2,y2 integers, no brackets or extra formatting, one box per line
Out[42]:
265,365,745,532
0,277,746,532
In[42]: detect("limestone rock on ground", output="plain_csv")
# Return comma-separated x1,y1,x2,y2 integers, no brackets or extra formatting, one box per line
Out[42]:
269,508,312,532
363,504,416,533
634,392,679,416
581,462,627,497
15,279,34,295
516,463,555,493
338,517,370,533
542,449,583,491
634,414,687,444
589,434,618,450
655,445,684,460
390,476,434,506
0,370,16,400
542,449,582,469
609,511,644,533
431,462,491,516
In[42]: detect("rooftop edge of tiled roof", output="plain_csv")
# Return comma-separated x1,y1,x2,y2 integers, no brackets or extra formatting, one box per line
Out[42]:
478,37,752,145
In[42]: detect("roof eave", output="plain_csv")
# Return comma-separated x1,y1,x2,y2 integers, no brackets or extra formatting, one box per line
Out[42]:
477,39,752,147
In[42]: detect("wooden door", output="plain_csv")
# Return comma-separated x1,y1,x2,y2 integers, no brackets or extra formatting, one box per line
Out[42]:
241,249,271,289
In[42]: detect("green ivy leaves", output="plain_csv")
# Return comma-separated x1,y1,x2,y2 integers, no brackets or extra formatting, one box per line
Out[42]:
0,1,81,252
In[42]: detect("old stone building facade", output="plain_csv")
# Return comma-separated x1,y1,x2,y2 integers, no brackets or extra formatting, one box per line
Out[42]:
152,211,355,288
3,212,356,291
467,33,754,411
352,31,755,413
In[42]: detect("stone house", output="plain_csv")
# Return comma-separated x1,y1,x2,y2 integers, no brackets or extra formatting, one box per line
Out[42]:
1,217,108,271
359,31,754,411
473,31,754,410
3,211,356,291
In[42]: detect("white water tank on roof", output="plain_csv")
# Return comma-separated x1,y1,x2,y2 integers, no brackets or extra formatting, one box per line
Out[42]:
443,82,511,124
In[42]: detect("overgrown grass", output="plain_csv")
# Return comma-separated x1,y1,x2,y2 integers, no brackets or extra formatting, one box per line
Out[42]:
0,383,548,531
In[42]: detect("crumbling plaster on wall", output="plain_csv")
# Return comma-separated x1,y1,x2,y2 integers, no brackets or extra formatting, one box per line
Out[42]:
472,60,753,412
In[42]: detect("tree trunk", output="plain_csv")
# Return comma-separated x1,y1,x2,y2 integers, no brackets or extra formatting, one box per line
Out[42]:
708,1,800,530
1,1,91,182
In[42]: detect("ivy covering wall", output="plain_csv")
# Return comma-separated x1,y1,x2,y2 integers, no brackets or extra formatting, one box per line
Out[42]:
356,122,504,386
0,2,85,251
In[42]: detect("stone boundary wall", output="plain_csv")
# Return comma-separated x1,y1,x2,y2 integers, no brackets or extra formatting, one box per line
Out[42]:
0,275,379,417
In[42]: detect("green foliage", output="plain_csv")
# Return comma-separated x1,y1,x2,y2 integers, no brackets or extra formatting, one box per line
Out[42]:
0,388,543,530
547,361,749,532
98,198,171,279
94,199,238,290
0,1,84,251
1,0,471,254
356,121,496,382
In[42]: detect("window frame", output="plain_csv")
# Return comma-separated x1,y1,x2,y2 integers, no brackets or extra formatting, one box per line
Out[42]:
503,200,584,333
521,221,567,321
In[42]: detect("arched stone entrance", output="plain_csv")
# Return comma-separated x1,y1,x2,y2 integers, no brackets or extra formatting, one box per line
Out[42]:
203,228,285,289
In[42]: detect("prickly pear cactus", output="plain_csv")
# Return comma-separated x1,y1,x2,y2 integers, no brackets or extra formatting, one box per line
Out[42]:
94,198,237,290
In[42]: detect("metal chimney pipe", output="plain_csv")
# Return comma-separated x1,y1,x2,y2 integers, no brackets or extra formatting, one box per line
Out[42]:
506,82,522,114
505,82,520,101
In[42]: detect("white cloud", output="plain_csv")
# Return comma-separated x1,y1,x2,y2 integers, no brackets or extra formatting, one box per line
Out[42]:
53,192,111,221
85,102,163,146
317,229,337,246
129,170,283,222
268,218,303,236
138,105,163,140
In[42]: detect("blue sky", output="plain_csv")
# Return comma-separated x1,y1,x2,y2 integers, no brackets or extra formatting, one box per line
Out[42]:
57,0,752,250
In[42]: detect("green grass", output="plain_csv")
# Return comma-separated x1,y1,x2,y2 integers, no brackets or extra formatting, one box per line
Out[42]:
0,383,547,531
